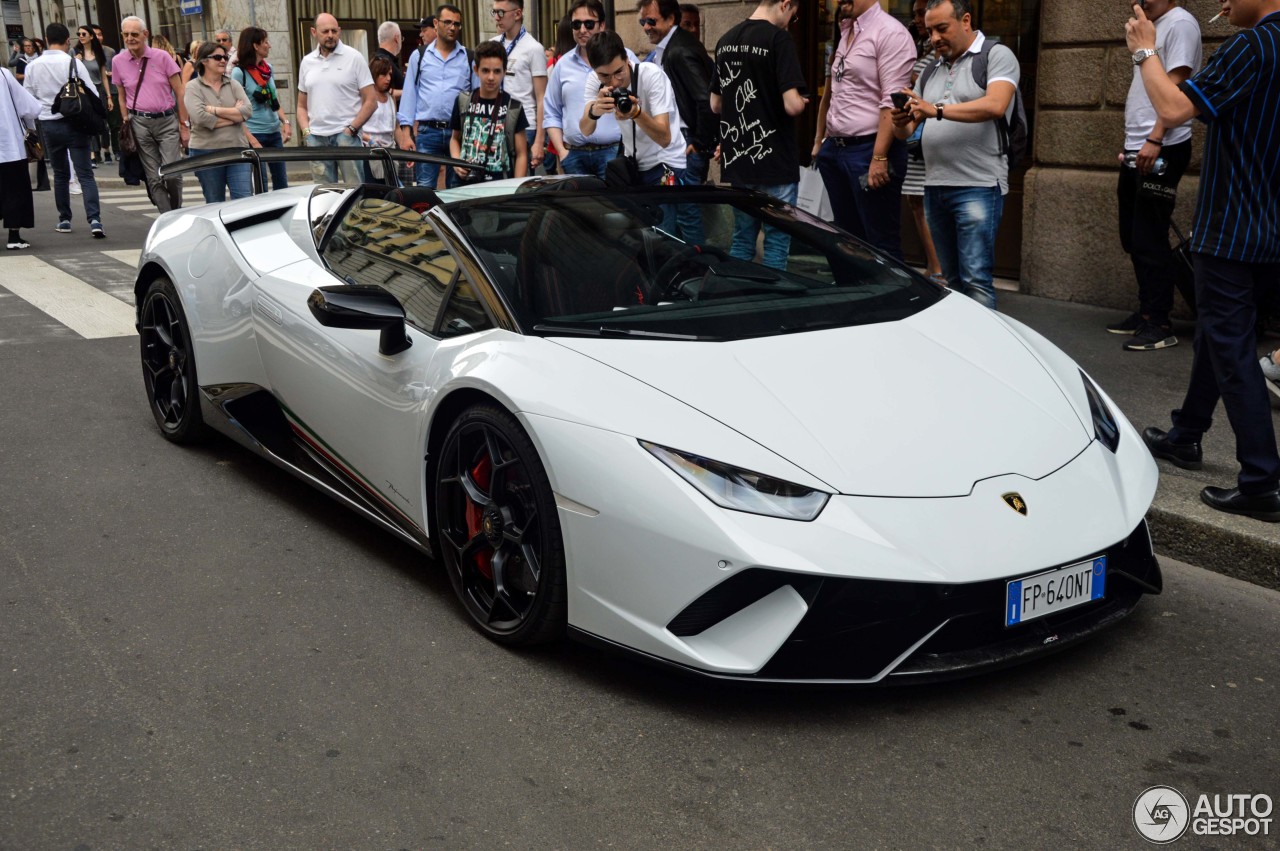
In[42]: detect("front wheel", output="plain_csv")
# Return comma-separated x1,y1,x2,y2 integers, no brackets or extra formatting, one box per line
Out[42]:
139,275,208,444
434,404,567,645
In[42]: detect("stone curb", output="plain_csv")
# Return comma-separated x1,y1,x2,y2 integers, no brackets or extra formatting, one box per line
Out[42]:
1147,473,1280,591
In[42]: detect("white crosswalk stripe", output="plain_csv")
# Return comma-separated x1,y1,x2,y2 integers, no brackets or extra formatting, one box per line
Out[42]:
0,254,136,339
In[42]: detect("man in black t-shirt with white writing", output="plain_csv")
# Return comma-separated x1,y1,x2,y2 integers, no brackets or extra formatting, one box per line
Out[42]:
711,0,808,270
449,41,529,182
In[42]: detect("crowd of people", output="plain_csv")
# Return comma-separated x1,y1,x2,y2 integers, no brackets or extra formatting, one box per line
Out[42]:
0,0,1277,516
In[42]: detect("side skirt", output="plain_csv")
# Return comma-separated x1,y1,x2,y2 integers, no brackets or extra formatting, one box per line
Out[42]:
199,383,433,557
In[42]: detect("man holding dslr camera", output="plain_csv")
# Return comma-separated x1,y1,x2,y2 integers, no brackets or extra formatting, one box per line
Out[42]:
581,29,686,200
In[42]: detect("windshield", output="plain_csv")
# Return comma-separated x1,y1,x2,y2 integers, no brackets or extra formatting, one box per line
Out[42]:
446,188,945,341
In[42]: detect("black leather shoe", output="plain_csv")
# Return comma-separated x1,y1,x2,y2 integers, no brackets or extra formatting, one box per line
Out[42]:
1200,486,1280,522
1142,427,1203,470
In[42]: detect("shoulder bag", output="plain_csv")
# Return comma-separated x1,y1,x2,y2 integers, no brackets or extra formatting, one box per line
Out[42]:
118,57,148,158
1,69,42,161
52,56,107,132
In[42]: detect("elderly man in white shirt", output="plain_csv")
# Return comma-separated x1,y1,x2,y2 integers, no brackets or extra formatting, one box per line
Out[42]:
297,13,377,183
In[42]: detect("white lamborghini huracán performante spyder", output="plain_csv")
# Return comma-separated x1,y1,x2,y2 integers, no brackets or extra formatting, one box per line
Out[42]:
135,150,1162,683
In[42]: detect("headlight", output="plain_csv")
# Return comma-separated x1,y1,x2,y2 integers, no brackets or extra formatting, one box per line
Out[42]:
641,441,830,521
1080,370,1120,453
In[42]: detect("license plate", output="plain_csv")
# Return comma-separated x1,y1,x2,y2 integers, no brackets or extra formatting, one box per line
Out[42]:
1005,557,1106,626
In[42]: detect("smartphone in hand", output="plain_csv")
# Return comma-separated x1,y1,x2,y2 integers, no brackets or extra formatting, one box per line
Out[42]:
890,91,911,112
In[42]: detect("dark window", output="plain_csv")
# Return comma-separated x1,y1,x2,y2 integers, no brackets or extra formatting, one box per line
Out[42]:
447,188,944,341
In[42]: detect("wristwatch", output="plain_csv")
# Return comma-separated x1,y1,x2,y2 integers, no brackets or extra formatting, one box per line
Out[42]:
1132,48,1159,66
934,102,945,121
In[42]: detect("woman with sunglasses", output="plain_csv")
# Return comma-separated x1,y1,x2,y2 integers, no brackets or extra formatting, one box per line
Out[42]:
74,25,114,164
542,0,633,179
183,41,253,202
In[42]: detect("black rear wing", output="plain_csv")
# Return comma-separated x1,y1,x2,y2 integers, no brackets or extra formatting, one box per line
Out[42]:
158,147,473,194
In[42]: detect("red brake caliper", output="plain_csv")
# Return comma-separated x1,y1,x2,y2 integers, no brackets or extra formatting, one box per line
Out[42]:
464,454,495,580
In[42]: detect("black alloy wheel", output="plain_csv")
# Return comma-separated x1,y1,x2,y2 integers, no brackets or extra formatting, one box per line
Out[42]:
435,404,566,645
139,276,208,444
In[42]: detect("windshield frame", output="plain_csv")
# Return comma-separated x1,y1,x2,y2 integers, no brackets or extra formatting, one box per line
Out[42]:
439,185,947,341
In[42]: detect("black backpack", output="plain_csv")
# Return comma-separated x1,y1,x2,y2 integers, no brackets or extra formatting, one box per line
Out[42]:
918,39,1028,170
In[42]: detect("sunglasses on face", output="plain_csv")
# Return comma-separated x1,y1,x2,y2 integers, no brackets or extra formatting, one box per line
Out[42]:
571,19,599,30
209,54,228,61
438,19,462,28
638,17,659,26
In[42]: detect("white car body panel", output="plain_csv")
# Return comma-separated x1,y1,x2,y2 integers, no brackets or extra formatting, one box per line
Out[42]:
554,294,1093,496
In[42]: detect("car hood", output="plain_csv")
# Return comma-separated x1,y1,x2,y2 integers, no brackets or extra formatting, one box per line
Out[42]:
550,295,1093,497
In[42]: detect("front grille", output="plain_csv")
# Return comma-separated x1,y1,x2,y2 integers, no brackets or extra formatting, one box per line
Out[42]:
680,519,1161,682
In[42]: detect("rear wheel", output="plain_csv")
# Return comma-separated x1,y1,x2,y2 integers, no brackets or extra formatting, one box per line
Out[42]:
434,404,567,645
139,275,208,444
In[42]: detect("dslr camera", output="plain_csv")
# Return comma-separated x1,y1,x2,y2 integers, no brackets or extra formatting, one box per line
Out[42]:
612,86,634,115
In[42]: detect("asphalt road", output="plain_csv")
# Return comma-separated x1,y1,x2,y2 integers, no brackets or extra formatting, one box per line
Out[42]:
1,186,1277,849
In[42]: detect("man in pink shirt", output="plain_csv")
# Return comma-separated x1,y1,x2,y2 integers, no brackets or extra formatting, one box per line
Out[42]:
112,15,189,211
811,0,914,259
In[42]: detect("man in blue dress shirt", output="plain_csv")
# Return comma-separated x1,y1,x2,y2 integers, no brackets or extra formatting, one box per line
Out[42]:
543,0,632,178
397,4,471,188
1127,0,1280,521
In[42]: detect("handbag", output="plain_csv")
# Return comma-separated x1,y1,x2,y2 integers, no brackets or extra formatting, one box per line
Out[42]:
24,131,43,162
2,69,41,160
118,57,148,158
52,57,107,133
604,66,642,189
796,165,833,220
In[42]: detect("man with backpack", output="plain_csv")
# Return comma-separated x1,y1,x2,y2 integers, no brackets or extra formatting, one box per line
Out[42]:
890,0,1021,309
448,41,527,183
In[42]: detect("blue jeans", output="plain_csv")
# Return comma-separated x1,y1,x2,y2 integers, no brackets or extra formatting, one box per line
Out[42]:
187,147,253,203
41,119,101,224
676,149,709,245
815,137,907,260
924,185,1005,309
561,146,615,180
250,131,289,191
730,181,798,271
306,130,364,183
415,127,456,189
638,162,686,236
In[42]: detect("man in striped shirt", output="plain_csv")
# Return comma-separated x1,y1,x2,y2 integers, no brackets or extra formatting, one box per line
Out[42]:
1127,0,1280,522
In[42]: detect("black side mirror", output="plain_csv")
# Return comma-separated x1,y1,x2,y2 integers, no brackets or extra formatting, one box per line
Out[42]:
307,285,412,356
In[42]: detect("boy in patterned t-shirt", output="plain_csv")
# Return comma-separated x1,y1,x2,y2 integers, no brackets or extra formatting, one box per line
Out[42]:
449,41,529,183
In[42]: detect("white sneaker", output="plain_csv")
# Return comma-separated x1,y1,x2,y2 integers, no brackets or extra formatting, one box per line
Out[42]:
1261,354,1280,401
69,178,82,195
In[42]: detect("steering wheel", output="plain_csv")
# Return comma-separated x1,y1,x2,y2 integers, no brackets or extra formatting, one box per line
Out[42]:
651,253,705,302
650,245,730,303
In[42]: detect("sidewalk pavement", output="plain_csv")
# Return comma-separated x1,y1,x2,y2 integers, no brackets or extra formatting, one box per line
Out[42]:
998,290,1280,592
82,168,1280,590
